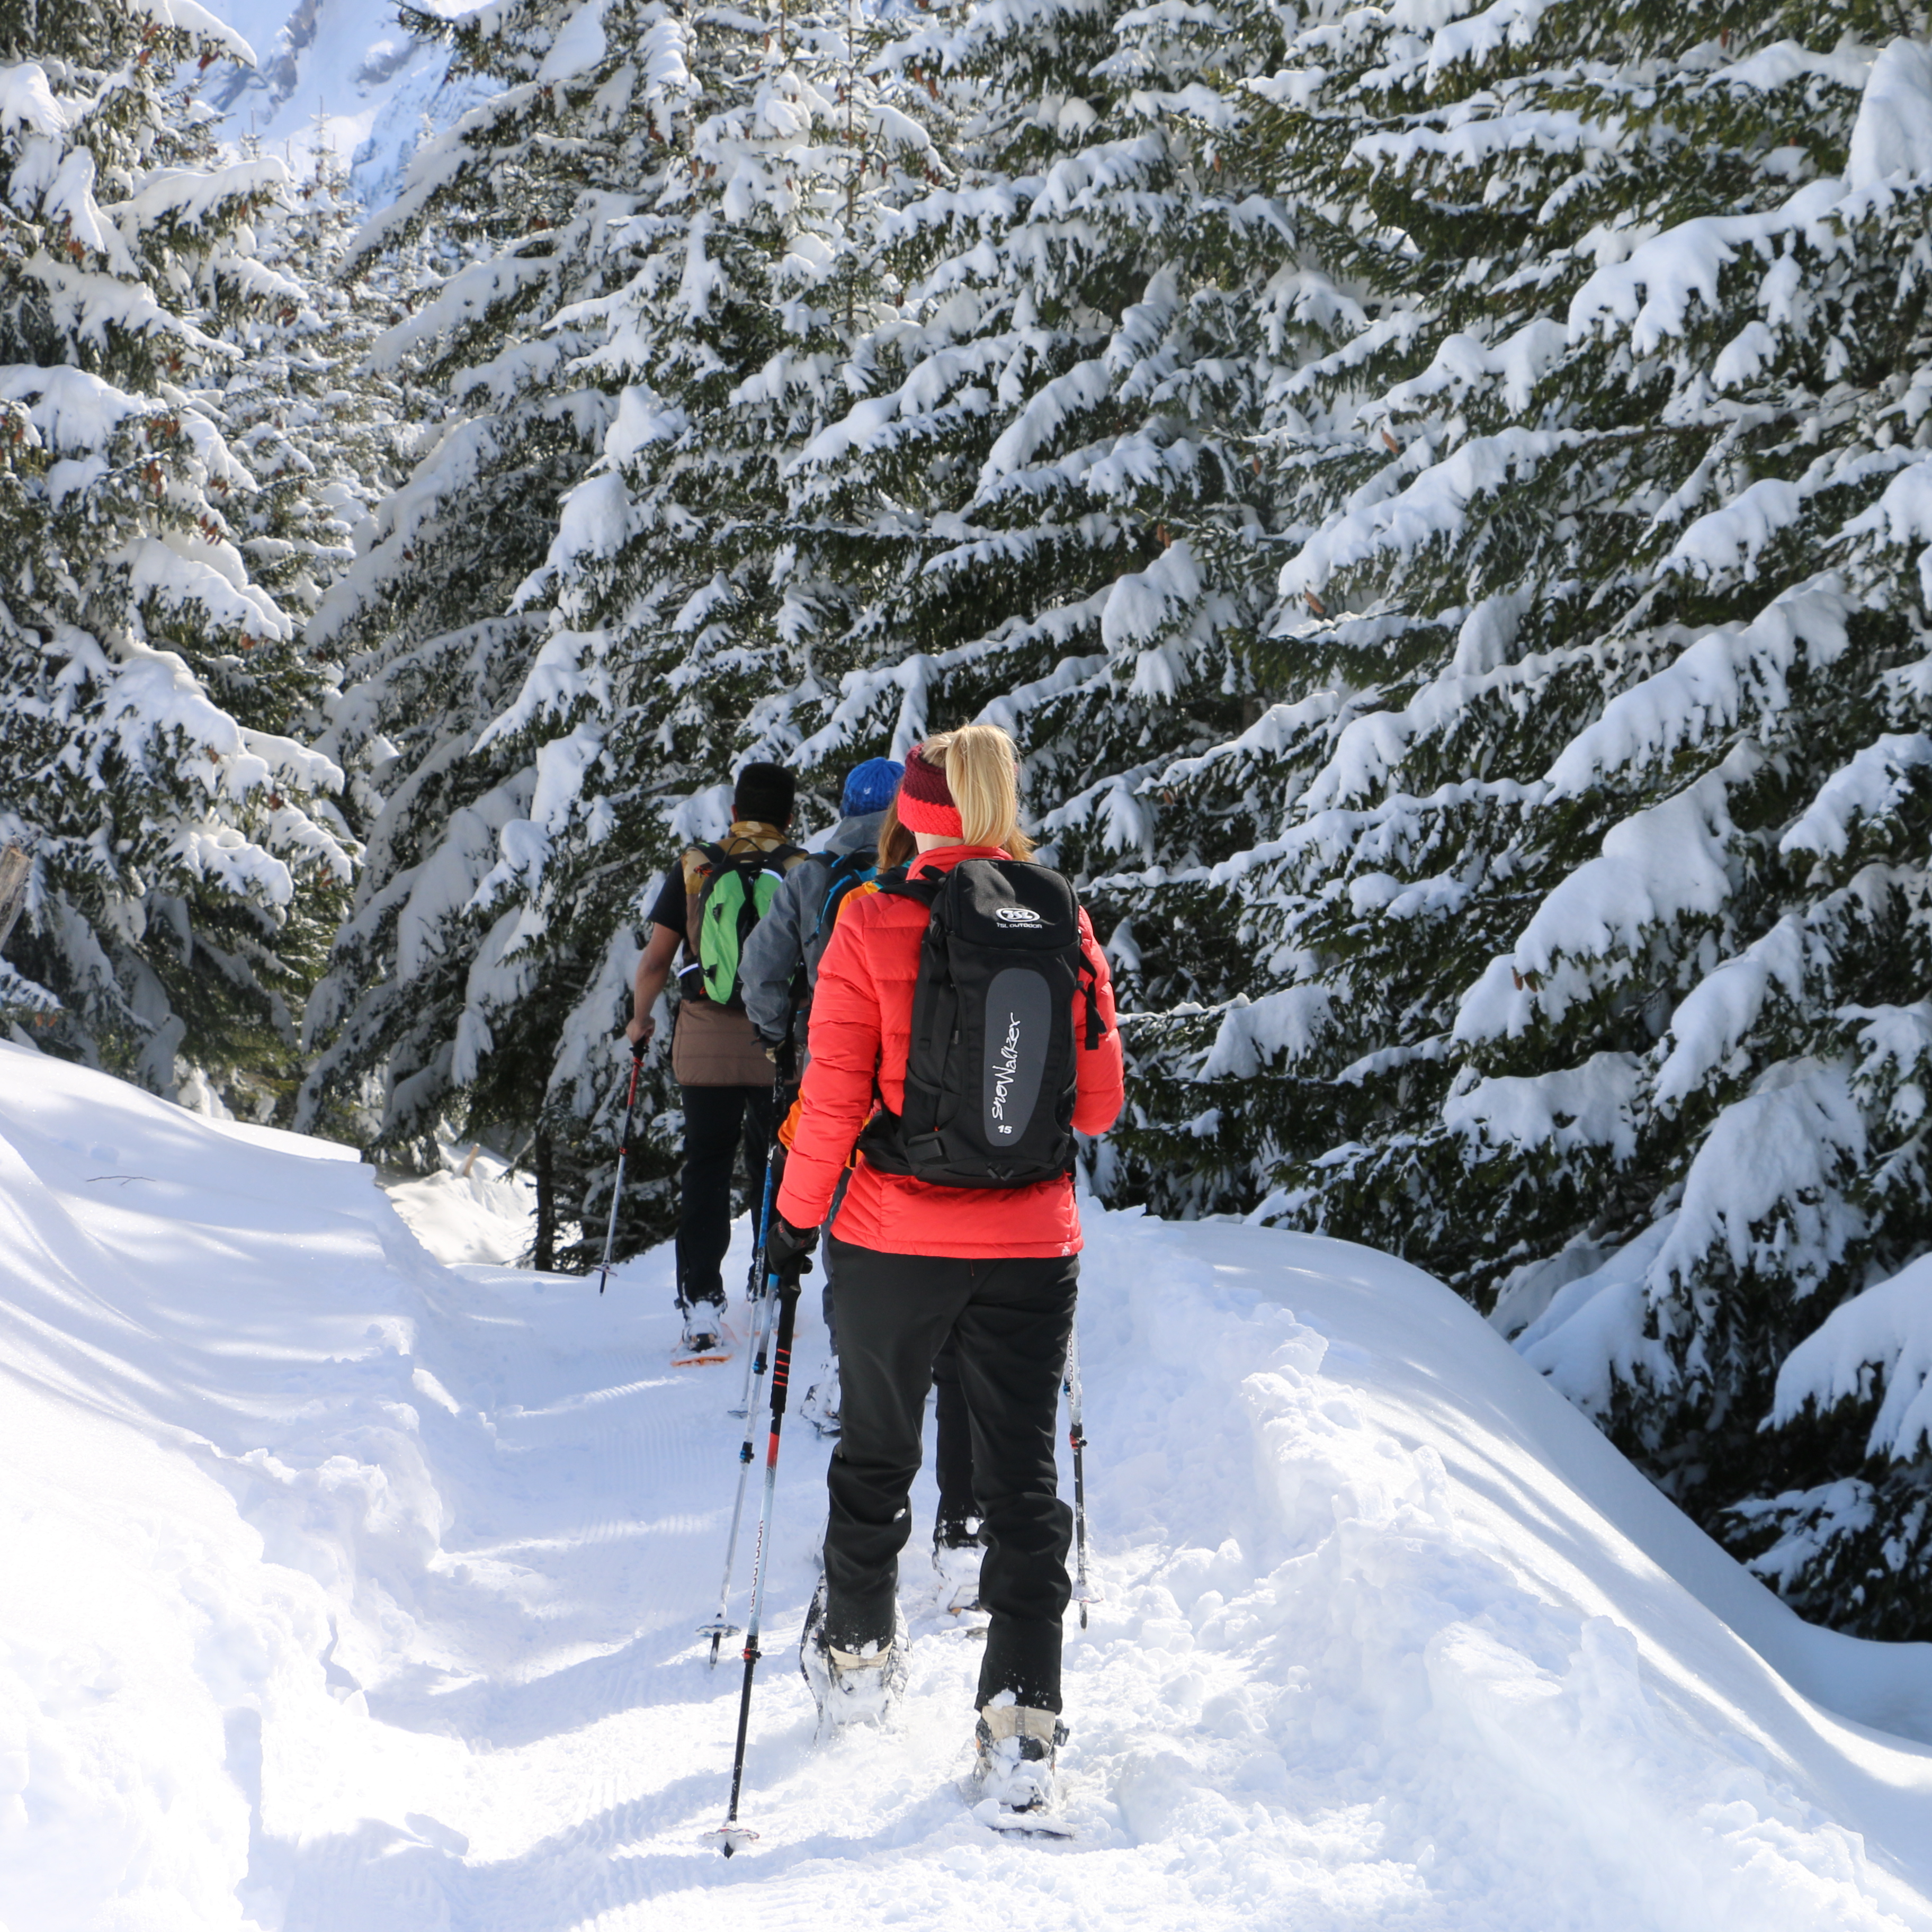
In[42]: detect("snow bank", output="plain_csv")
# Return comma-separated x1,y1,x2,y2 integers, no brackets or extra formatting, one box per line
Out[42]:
5,1043,1932,1928
383,1143,541,1267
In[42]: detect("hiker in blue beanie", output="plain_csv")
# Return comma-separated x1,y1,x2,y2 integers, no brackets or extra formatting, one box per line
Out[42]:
740,757,903,1438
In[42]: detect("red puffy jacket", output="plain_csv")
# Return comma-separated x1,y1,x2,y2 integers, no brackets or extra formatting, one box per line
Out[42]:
775,844,1125,1258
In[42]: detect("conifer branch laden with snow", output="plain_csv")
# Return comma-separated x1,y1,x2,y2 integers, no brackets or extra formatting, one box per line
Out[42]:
294,0,696,1167
219,0,1932,1639
0,1,355,1113
452,0,953,1258
1098,1,1932,1635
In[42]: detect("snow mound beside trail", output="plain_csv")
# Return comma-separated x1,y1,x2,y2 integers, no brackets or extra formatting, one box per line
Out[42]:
3,1040,1931,1930
382,1144,545,1268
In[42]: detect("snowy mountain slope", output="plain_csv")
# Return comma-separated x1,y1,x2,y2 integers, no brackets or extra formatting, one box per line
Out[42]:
200,0,492,207
4,1040,1932,1930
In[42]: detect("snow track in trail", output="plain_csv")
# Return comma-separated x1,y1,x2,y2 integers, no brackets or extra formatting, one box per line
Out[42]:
5,1040,1932,1930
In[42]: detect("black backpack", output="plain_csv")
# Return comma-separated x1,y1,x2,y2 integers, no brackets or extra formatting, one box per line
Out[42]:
858,857,1102,1188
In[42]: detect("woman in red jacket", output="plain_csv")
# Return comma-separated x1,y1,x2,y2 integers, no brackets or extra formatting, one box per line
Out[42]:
765,724,1125,1813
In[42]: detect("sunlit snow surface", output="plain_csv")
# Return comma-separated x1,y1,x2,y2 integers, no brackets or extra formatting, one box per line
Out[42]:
384,1146,544,1268
5,1038,1932,1929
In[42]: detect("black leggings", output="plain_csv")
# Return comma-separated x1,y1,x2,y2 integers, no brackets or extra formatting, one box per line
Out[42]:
824,1238,1077,1713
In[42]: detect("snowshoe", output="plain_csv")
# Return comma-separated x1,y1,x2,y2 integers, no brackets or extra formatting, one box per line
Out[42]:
972,1700,1072,1836
798,1365,842,1438
932,1518,984,1615
672,1300,732,1367
799,1578,907,1736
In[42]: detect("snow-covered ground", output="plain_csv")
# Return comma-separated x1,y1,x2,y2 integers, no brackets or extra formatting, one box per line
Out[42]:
5,1037,1932,1930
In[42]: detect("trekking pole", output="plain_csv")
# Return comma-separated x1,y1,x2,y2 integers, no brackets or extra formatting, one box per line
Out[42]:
1065,1316,1099,1627
708,1274,804,1857
730,1154,781,1420
729,1036,798,1414
594,1039,648,1295
702,1152,784,1668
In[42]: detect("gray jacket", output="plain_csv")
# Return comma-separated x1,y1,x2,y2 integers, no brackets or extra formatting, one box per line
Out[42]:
740,809,887,1044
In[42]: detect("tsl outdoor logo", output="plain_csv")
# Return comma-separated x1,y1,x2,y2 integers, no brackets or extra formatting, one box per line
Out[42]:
995,905,1043,925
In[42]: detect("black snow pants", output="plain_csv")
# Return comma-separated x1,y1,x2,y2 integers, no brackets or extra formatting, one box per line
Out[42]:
932,1336,974,1533
824,1237,1078,1713
675,1083,777,1309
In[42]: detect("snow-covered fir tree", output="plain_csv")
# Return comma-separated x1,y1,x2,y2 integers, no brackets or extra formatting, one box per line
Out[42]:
294,0,691,1163
0,0,353,1113
471,0,1341,1257
212,140,413,638
1094,2,1932,1636
458,0,944,1259
776,0,1325,890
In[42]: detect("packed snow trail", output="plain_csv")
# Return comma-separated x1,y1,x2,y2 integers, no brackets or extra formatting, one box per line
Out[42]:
4,1041,1932,1930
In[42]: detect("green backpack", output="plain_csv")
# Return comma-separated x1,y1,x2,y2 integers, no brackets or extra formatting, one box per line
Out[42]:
688,842,803,1007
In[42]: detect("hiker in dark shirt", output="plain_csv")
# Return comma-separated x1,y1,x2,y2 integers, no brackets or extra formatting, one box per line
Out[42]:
625,763,804,1354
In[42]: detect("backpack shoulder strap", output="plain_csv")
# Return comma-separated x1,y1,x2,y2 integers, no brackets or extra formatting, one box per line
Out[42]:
819,845,872,882
682,842,724,896
813,844,875,911
1077,950,1103,1048
876,862,942,907
681,843,728,982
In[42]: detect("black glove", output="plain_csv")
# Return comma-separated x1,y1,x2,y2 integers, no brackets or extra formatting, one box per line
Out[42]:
764,1212,819,1286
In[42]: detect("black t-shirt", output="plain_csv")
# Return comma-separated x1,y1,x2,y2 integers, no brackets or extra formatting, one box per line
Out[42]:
648,862,703,1000
648,865,687,940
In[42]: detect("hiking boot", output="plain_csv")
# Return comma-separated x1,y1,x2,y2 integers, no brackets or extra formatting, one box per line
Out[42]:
799,1366,842,1437
933,1512,979,1551
674,1295,729,1363
974,1698,1068,1812
932,1516,983,1613
800,1578,907,1733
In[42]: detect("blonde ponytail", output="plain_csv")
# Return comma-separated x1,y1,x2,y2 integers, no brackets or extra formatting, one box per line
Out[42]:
919,723,1034,860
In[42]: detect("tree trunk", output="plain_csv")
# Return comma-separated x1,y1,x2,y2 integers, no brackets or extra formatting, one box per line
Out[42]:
0,845,29,954
533,1129,556,1272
